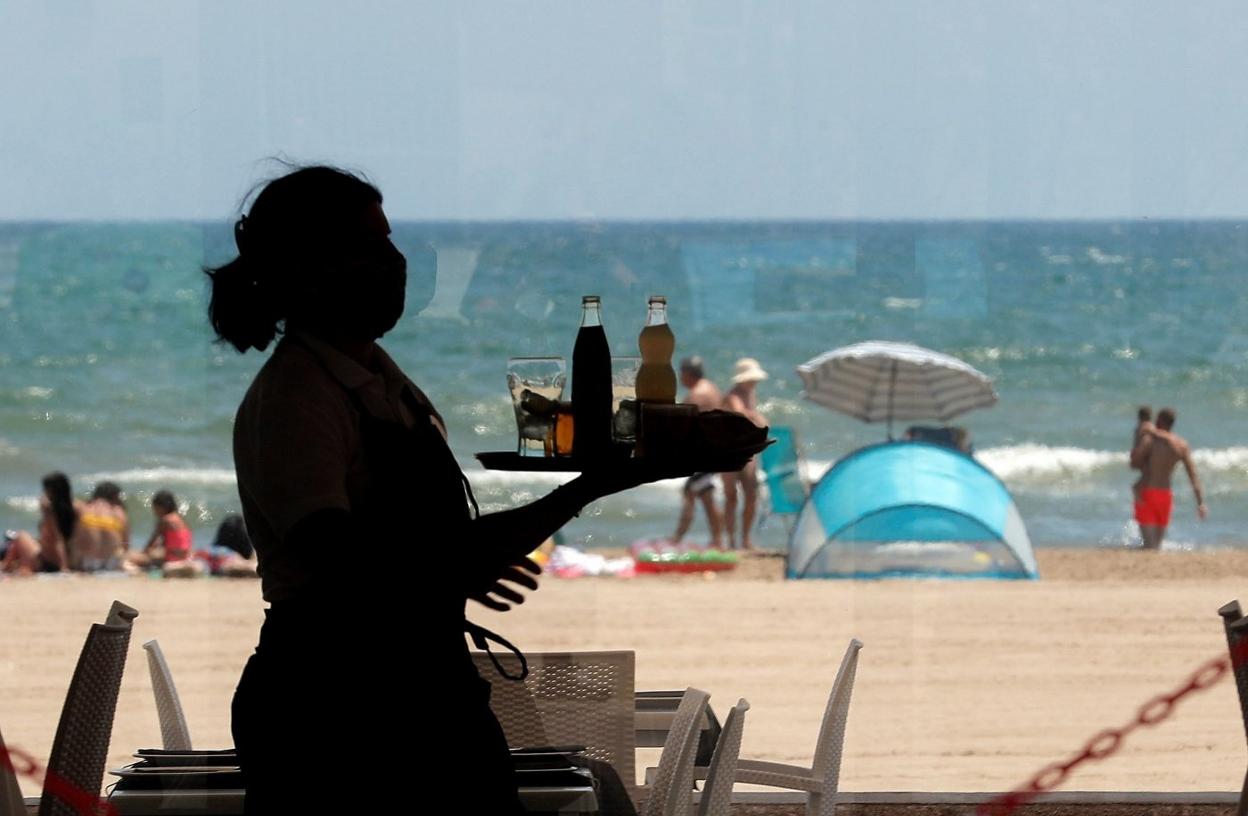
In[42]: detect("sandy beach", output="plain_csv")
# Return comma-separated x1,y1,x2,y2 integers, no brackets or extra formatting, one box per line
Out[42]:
2,548,1246,798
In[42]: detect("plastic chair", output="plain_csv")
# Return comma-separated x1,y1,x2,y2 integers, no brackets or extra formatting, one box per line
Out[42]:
39,600,138,816
636,690,722,769
142,640,192,751
759,426,809,533
1218,601,1248,816
472,650,637,800
642,688,711,816
695,698,749,816
734,639,862,816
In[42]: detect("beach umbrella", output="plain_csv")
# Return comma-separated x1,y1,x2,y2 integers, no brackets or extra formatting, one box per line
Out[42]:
796,341,997,438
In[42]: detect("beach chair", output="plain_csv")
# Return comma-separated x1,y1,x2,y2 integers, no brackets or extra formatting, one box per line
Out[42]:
759,425,809,534
1218,601,1248,816
39,600,138,816
142,640,193,750
472,650,638,801
694,698,748,816
641,688,710,816
734,639,862,816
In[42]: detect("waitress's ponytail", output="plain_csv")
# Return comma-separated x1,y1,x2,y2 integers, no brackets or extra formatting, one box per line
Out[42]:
206,229,282,353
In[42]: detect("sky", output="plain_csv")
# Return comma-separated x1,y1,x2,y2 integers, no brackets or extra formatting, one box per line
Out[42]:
2,0,1247,220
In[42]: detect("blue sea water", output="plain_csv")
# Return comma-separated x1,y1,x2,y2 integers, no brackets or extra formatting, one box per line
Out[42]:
1,220,1246,554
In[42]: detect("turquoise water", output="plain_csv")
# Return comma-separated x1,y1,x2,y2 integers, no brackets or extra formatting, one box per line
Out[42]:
1,220,1246,552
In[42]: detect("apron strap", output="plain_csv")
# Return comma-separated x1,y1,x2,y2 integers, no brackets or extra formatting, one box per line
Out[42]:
466,620,529,682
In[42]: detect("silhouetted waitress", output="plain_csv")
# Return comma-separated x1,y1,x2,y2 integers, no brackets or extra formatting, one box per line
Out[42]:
207,165,694,813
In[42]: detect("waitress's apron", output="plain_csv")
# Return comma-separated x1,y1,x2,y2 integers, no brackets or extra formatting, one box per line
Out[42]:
232,381,524,814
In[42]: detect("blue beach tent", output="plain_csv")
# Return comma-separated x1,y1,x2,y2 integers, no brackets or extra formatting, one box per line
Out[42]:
787,441,1038,580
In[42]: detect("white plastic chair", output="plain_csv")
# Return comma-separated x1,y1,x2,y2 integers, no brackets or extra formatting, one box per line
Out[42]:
142,640,192,750
642,687,710,816
695,698,749,816
734,639,862,816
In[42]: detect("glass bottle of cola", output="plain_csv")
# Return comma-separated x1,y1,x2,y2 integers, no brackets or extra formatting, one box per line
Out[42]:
572,295,613,458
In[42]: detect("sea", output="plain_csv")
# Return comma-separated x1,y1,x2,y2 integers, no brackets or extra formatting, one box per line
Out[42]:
1,220,1246,555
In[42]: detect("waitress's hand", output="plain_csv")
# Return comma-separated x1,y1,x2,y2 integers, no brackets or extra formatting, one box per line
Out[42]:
468,555,542,612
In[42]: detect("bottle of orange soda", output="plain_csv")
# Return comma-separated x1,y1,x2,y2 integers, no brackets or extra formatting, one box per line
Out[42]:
636,296,677,404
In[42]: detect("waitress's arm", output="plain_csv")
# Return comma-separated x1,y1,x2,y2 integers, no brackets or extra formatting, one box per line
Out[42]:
282,465,707,609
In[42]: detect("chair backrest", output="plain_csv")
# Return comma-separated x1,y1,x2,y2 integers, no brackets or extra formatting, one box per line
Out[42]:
473,651,636,795
810,639,862,791
1219,601,1248,743
0,723,28,816
643,687,710,816
142,640,192,751
760,426,807,516
39,601,138,816
696,699,749,816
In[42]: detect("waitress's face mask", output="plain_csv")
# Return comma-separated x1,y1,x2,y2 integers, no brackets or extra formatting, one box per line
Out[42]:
301,203,409,341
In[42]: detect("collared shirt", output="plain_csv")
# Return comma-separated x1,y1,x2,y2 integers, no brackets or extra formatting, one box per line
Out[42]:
233,330,444,603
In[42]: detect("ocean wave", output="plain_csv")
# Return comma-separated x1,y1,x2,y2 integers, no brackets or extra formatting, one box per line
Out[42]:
1087,246,1127,266
977,445,1124,480
983,444,1248,481
804,444,1248,485
78,466,238,486
4,496,39,513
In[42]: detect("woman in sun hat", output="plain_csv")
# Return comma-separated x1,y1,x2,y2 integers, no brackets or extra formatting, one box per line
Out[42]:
721,357,768,550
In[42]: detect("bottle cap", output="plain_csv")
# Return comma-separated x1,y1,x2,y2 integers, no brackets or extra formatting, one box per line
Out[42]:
582,295,601,304
648,295,666,304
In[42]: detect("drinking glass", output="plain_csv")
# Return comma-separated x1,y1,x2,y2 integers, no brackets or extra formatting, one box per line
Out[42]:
611,356,641,445
506,357,566,456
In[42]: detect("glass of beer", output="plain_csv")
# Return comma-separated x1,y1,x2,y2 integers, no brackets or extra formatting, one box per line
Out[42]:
506,357,566,456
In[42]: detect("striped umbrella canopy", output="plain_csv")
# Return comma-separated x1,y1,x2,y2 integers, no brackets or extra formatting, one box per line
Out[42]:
797,341,997,432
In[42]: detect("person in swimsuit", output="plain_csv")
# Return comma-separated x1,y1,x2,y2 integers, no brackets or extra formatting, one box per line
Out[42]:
206,514,258,577
1129,407,1207,549
126,490,194,571
672,356,724,548
77,481,129,571
721,358,769,550
2,472,77,575
206,165,716,814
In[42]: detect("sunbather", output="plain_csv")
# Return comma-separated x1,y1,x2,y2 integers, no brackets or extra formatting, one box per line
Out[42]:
78,481,129,571
125,490,196,573
2,472,81,574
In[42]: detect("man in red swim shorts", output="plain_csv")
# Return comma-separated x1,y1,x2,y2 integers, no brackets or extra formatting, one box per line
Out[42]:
1129,407,1207,549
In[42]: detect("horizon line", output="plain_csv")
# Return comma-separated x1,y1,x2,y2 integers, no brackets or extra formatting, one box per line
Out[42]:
1,216,1247,226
